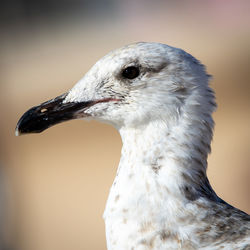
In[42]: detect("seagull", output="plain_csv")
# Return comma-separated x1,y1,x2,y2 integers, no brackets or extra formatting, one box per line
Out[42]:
16,42,250,249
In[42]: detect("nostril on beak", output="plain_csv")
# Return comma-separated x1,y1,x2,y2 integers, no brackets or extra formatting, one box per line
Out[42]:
41,108,48,113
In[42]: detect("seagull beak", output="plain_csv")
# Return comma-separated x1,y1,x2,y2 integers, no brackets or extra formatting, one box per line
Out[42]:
15,93,93,136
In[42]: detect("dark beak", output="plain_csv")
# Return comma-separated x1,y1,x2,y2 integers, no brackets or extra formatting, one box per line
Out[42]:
15,93,93,135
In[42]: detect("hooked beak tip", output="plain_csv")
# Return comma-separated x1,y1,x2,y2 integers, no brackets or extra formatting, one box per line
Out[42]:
15,126,24,136
15,128,20,137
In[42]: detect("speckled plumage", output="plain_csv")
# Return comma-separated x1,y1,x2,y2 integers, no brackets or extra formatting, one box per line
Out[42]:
65,43,250,249
17,42,250,249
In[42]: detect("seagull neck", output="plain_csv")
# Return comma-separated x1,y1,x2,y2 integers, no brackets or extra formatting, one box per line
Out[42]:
118,115,216,201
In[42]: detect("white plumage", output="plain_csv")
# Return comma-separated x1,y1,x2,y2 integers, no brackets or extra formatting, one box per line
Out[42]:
16,42,250,249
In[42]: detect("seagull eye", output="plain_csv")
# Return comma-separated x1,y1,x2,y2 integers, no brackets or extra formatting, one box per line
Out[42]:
122,66,140,79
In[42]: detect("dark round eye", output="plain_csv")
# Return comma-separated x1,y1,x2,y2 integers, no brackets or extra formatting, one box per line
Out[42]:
122,66,140,79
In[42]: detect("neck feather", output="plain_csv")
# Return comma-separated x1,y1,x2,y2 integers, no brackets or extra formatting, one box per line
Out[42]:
119,98,218,202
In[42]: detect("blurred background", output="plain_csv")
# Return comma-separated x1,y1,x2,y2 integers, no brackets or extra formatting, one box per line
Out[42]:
0,0,249,249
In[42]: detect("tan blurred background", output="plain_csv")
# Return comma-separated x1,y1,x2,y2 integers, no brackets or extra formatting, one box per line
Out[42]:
0,0,249,249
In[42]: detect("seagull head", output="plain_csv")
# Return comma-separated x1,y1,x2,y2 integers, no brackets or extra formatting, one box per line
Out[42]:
16,42,214,135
